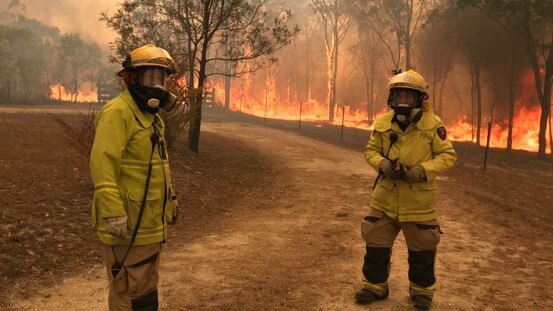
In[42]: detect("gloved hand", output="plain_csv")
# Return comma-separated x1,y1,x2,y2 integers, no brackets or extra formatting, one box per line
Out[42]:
403,165,427,184
169,206,179,225
104,216,128,239
379,158,405,180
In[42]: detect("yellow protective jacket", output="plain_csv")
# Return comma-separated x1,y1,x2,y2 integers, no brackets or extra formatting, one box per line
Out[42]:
90,89,178,245
365,109,456,222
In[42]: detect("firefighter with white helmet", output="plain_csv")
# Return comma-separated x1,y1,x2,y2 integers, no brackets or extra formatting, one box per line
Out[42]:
90,44,179,310
355,69,457,310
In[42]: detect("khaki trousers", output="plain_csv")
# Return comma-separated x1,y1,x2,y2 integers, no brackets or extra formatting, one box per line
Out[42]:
360,208,441,299
104,243,162,311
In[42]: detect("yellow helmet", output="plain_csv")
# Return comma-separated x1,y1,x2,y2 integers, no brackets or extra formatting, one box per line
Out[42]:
388,69,427,93
118,44,176,76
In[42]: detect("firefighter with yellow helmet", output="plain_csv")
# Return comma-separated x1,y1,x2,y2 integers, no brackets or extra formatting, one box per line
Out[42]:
355,69,457,310
90,44,179,310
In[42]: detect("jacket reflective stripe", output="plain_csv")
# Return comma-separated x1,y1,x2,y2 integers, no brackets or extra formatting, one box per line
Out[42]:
365,109,457,222
90,89,178,246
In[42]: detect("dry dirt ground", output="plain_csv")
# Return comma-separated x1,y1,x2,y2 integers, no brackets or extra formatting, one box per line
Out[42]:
1,108,553,310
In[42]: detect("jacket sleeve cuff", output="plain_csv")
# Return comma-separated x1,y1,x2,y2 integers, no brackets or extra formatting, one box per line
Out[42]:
420,162,437,182
94,188,127,218
366,153,385,173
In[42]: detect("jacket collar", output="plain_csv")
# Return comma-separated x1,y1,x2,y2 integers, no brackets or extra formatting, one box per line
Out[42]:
373,109,435,133
119,89,155,128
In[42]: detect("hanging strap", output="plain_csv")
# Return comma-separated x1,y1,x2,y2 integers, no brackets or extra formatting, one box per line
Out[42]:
115,126,159,268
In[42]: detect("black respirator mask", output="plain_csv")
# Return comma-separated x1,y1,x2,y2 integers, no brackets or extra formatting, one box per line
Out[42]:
387,88,426,124
128,67,177,114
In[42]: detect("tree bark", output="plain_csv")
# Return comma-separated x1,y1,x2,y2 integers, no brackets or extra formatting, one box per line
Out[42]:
475,62,482,146
507,58,516,151
224,69,231,109
329,26,339,122
188,3,211,153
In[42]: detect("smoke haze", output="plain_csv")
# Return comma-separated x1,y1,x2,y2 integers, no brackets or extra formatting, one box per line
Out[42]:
1,0,117,56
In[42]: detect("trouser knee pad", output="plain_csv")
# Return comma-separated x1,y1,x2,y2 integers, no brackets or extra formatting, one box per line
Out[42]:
408,250,436,287
131,288,159,311
362,246,392,284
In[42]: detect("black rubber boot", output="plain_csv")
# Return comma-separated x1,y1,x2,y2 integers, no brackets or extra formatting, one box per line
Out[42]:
354,287,389,304
412,294,432,310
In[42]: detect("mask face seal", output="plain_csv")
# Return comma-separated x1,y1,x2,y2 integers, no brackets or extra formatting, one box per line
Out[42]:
388,88,424,124
128,67,178,114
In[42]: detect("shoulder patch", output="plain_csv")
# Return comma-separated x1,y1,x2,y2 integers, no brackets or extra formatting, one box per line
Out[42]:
437,127,447,140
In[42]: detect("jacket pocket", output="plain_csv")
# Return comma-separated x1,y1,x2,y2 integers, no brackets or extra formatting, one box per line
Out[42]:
361,209,387,244
124,188,164,231
409,181,437,209
371,178,396,209
378,178,396,190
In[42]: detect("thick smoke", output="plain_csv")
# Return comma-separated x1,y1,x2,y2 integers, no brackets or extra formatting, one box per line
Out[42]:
1,0,116,56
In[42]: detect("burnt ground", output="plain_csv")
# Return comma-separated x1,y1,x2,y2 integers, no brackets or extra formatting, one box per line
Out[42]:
1,106,553,310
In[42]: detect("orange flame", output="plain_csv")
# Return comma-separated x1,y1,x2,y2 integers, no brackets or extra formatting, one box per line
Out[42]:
448,106,550,153
50,83,98,103
210,79,382,130
210,72,551,153
447,69,551,153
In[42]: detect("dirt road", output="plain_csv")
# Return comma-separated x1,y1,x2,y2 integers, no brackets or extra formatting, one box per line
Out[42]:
9,118,553,310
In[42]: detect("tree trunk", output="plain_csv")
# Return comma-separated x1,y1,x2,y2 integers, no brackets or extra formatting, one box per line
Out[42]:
432,60,437,116
475,62,482,146
224,62,230,109
405,37,411,70
549,111,553,156
538,91,551,157
369,59,376,122
188,30,209,153
306,33,312,102
188,90,203,153
45,64,51,98
360,45,370,122
507,59,516,151
524,36,552,157
328,23,340,122
438,72,448,117
326,43,335,122
469,65,475,142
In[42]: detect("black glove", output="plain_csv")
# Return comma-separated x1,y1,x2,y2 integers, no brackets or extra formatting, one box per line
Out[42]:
379,158,405,180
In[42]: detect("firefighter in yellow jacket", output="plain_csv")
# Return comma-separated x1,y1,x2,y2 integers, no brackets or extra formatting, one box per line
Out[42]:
90,44,179,311
355,70,456,310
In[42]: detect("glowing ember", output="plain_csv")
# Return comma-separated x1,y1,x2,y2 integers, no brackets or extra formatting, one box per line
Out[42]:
50,82,98,103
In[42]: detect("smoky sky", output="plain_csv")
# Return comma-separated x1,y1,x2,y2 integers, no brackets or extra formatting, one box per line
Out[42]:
1,0,117,56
